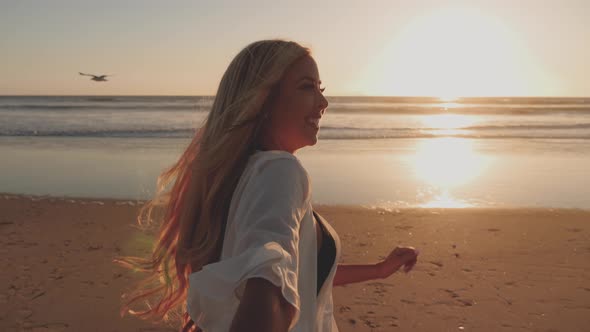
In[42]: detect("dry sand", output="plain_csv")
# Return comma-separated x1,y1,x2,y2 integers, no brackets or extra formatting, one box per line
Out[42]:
1,194,589,331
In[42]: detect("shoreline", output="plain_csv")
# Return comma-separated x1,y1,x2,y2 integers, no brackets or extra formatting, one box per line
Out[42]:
1,194,589,331
2,192,588,213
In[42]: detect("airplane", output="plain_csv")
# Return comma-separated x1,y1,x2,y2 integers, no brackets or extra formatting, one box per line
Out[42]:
79,72,112,82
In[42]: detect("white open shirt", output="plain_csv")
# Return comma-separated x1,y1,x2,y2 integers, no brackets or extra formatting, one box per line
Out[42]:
187,150,341,331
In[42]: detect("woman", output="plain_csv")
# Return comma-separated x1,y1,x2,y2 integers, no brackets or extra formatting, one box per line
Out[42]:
119,39,419,332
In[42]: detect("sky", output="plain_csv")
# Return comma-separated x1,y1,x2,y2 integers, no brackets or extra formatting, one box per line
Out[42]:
1,0,589,97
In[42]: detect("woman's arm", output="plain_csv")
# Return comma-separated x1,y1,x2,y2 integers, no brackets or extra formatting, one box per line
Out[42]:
332,263,382,286
333,246,419,287
229,277,296,332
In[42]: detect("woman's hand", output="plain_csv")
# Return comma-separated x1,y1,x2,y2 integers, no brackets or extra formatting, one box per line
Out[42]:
376,246,419,278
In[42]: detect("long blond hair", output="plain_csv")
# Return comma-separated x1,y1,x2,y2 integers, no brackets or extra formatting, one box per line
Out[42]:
117,40,311,328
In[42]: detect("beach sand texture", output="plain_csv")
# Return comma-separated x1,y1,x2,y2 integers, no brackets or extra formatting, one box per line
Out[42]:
1,194,589,331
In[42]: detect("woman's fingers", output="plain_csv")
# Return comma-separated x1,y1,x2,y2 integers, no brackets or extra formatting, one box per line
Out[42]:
403,258,417,273
382,246,420,275
396,247,418,260
401,248,419,273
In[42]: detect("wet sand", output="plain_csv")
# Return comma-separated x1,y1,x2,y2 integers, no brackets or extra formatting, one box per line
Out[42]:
1,194,589,331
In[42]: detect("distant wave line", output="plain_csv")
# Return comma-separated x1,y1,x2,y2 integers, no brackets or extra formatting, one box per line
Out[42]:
320,123,590,131
0,104,209,111
325,106,590,114
3,104,590,114
2,128,590,140
0,129,196,138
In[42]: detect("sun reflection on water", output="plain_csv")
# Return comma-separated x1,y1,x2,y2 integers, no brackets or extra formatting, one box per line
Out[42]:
410,138,491,208
418,190,474,208
421,113,479,129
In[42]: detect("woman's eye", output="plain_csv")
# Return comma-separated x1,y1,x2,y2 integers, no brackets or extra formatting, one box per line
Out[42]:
303,84,315,89
301,84,325,93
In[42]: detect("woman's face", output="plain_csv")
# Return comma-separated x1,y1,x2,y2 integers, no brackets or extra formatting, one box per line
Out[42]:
259,55,329,154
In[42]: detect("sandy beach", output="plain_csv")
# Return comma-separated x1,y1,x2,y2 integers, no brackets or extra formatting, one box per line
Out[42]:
1,194,589,332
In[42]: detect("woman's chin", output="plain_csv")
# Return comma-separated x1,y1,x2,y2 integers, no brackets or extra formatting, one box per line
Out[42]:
306,135,318,147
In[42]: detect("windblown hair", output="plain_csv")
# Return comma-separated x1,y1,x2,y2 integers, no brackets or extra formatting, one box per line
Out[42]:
116,40,310,330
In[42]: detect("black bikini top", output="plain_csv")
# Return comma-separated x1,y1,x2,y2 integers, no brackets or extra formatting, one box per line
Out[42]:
313,210,336,295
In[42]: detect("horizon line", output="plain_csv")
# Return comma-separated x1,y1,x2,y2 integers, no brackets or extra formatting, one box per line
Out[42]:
1,94,589,99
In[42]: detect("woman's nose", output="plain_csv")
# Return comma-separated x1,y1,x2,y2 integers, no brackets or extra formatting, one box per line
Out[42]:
319,94,329,112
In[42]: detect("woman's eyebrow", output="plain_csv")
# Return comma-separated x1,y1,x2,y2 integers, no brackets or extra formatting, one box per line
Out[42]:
298,76,322,84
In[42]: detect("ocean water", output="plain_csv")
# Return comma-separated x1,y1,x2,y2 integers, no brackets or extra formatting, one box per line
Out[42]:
1,96,589,209
2,96,590,140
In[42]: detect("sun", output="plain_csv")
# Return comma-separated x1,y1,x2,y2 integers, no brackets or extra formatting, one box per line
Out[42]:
356,7,544,97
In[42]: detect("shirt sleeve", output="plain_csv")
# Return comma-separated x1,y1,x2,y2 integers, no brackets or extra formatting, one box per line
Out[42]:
187,156,310,331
